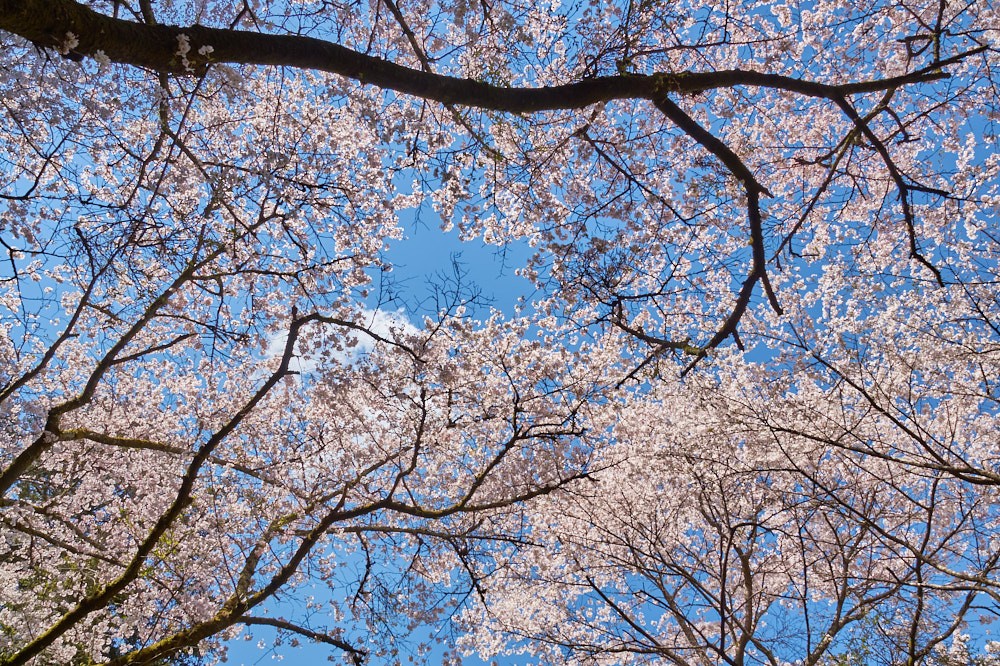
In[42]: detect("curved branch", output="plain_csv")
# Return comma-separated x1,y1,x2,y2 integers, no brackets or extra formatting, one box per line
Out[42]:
239,616,366,664
0,0,956,111
651,96,782,372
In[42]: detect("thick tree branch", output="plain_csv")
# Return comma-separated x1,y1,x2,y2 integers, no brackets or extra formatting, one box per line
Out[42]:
0,0,956,112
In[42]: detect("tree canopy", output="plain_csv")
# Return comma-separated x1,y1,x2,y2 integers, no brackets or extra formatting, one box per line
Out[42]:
0,0,998,664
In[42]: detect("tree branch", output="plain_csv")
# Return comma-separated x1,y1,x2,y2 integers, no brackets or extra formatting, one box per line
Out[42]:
0,0,955,111
238,616,366,665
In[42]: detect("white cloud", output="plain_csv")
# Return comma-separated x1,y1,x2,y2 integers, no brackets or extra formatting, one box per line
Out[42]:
265,307,418,373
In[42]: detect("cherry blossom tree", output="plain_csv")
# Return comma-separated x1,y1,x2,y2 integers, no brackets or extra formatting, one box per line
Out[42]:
0,0,998,664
